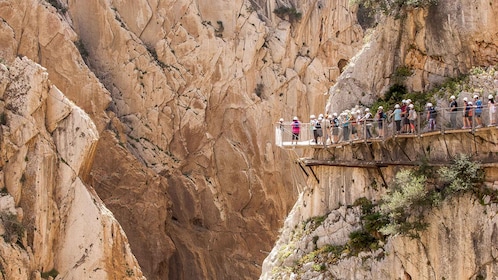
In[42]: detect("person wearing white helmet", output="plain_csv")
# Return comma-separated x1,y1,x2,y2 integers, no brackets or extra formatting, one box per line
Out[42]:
426,103,437,131
474,94,483,128
331,113,340,143
376,106,386,137
488,94,496,126
407,104,417,133
391,104,402,134
291,116,301,145
361,108,373,139
310,114,317,144
449,95,458,129
341,111,352,141
315,116,323,145
463,98,472,129
276,118,285,145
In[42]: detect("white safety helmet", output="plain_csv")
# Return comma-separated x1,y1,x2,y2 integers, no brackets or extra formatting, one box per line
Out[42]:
310,114,316,119
279,118,284,122
378,106,383,110
426,103,433,107
365,108,370,112
463,97,468,102
468,101,473,105
394,104,400,109
402,99,407,103
409,104,414,109
489,94,494,99
450,95,455,100
407,99,412,103
293,116,298,121
473,94,479,99
319,114,324,118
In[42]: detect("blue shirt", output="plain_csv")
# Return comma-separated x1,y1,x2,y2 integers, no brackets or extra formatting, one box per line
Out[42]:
393,109,402,121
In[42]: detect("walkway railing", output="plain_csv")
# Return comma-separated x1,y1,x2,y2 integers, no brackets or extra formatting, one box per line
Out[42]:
275,105,497,148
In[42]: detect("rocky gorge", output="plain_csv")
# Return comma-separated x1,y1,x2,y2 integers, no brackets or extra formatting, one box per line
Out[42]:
0,0,497,279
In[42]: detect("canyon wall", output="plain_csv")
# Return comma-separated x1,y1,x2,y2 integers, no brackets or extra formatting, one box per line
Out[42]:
0,57,144,279
261,127,498,279
261,0,498,279
0,0,363,279
326,0,498,114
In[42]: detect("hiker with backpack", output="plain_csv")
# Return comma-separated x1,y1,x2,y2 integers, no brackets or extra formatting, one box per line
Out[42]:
426,103,437,131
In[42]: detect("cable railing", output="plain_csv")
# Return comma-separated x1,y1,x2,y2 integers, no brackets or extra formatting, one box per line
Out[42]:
275,105,497,148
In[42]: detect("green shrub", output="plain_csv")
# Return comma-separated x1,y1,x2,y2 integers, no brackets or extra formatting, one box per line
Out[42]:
273,6,302,23
350,0,438,16
438,154,483,194
348,229,377,255
380,170,430,237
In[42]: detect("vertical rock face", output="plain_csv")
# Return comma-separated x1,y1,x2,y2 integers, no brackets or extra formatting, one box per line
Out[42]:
261,129,498,279
326,0,498,114
0,0,363,279
0,57,144,279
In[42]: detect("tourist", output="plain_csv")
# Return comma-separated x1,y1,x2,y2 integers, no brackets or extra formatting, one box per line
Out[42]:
341,112,351,141
463,98,472,128
488,95,496,126
474,95,483,128
426,103,437,131
361,108,373,139
315,116,323,144
407,104,417,133
401,100,407,132
351,110,359,140
331,113,340,144
391,104,402,134
376,106,386,138
291,117,300,145
276,118,284,145
310,115,317,143
449,95,458,129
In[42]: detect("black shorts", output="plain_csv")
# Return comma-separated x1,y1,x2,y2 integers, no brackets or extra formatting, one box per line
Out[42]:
292,133,299,140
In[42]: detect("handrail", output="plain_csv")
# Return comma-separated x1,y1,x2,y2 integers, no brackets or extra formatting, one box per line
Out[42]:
275,104,497,148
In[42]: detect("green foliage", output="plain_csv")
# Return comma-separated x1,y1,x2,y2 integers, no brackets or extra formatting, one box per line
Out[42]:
392,65,413,84
302,214,328,233
379,154,484,237
348,229,377,255
349,198,388,253
380,170,430,237
41,268,59,279
1,212,24,244
273,6,302,23
373,84,433,113
350,0,438,16
438,154,484,193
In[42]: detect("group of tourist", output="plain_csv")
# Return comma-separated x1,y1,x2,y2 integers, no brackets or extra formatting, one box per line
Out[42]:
279,93,498,146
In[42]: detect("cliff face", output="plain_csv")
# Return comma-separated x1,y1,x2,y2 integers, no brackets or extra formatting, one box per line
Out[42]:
326,0,498,114
0,57,144,279
0,0,363,279
261,0,498,278
261,127,498,279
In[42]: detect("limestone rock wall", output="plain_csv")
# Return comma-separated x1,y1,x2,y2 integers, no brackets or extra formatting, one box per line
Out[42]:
0,0,364,279
326,0,498,114
261,128,498,279
0,57,143,279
